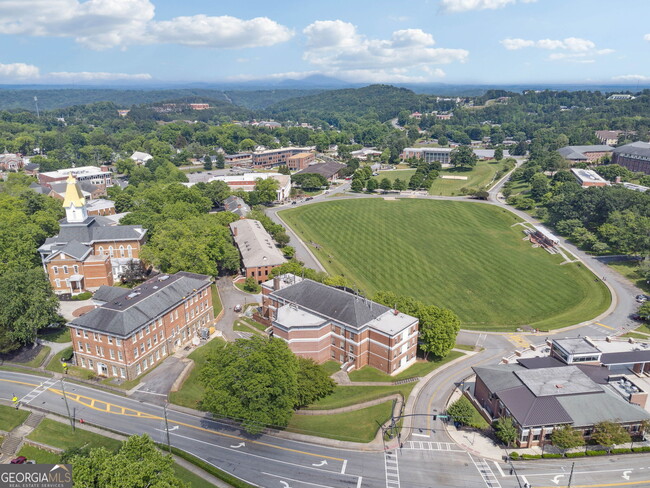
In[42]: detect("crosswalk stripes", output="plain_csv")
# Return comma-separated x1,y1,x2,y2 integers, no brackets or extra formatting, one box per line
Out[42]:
384,450,400,488
20,377,58,405
403,441,464,452
469,455,502,488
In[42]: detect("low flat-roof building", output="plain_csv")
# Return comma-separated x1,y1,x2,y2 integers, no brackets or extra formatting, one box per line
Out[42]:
612,141,650,175
130,151,153,165
68,271,213,380
558,145,614,163
260,274,419,375
38,165,113,188
230,219,286,282
401,147,453,164
211,173,291,202
294,161,347,181
251,147,313,168
571,168,609,187
286,152,316,171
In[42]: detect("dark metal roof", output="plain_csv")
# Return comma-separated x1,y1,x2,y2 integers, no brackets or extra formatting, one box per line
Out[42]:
613,141,650,157
558,145,613,160
295,161,346,179
600,350,650,365
270,279,390,329
498,385,573,427
473,364,526,393
517,357,565,369
70,272,211,337
44,217,146,249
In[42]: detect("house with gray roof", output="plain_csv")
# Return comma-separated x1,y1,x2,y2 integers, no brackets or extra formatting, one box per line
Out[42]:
612,141,650,174
223,195,250,218
230,219,286,283
260,274,419,375
68,271,213,380
472,360,650,448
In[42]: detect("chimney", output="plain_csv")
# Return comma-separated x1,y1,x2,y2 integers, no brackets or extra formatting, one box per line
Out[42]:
232,226,238,236
615,176,621,184
100,165,109,172
273,276,281,291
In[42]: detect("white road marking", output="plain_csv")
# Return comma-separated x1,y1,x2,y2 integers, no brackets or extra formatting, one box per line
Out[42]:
623,470,633,480
312,460,327,467
384,450,400,488
521,475,529,487
356,477,362,488
468,454,501,488
231,442,245,449
551,474,565,484
411,433,429,438
341,460,347,474
261,472,335,488
493,461,504,477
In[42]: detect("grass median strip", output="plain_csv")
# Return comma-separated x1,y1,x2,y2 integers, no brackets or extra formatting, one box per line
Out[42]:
0,404,29,431
27,418,123,451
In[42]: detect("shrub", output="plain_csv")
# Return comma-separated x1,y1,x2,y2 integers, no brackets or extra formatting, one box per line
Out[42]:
633,446,650,453
565,452,586,458
509,452,519,459
541,453,562,459
521,454,541,460
611,448,632,454
242,277,261,293
72,291,92,301
586,450,607,456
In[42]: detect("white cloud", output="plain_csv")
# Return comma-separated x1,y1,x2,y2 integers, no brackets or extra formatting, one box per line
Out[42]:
0,62,40,79
500,36,612,63
644,34,650,41
440,0,536,13
613,74,650,82
48,71,152,81
501,38,535,50
302,20,467,82
0,0,292,50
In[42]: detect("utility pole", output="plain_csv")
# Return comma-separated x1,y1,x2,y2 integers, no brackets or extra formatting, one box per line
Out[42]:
163,402,172,453
567,462,575,487
60,379,75,432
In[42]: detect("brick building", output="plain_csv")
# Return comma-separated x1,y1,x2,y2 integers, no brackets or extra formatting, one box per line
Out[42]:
211,173,291,202
557,145,614,163
612,141,650,174
68,272,213,380
38,165,113,189
39,175,146,294
401,147,453,164
260,274,419,375
230,219,286,282
286,152,316,171
251,147,313,168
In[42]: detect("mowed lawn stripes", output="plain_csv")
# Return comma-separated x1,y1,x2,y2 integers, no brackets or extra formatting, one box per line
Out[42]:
280,199,610,331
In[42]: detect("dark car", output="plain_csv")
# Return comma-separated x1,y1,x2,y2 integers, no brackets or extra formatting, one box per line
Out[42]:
305,197,314,201
291,201,297,205
11,456,27,464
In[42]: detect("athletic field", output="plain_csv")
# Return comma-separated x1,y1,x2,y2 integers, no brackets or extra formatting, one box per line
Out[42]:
280,199,610,331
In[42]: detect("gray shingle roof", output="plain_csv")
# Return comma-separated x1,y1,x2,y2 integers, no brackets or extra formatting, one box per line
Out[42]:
223,196,250,217
473,364,526,393
613,141,650,157
271,279,391,329
295,161,346,179
498,385,573,427
558,145,613,160
70,272,211,337
557,388,650,427
553,338,600,355
515,366,603,397
47,240,91,261
600,350,650,365
42,217,146,252
230,219,286,269
93,285,129,303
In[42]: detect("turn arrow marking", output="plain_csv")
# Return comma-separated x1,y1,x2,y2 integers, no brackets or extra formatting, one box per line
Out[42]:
551,474,565,484
622,470,632,480
230,442,245,449
312,460,328,467
280,482,291,488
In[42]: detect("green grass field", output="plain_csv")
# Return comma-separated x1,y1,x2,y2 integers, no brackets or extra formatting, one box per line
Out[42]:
0,405,29,432
373,160,505,196
608,260,650,293
27,418,123,451
281,199,610,330
306,383,415,410
348,351,463,382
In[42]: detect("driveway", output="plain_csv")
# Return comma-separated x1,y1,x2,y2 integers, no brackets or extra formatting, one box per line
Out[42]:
214,276,261,341
128,355,187,405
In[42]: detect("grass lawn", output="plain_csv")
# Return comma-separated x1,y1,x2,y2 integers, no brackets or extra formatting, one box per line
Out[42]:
172,463,215,488
0,405,29,431
16,445,61,464
46,346,73,373
37,327,71,343
233,321,261,335
168,338,226,409
348,351,464,382
281,199,610,331
454,344,478,352
429,160,504,196
21,346,51,368
28,418,122,451
623,331,650,340
287,401,393,443
306,383,415,410
373,169,415,185
235,282,261,294
320,360,342,376
608,260,650,293
211,285,223,317
240,317,267,332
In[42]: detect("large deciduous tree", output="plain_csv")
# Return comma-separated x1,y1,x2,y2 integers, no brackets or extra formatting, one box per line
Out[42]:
0,267,60,353
494,416,518,447
295,357,336,409
591,421,631,452
254,178,280,205
551,425,585,452
450,145,478,168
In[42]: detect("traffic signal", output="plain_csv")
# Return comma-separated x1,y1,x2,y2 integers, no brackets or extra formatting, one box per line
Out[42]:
432,415,437,420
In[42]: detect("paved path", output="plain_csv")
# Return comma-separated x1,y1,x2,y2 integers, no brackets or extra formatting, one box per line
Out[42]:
213,276,261,341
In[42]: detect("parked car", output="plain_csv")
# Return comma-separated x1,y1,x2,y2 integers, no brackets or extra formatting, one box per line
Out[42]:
233,304,242,312
291,201,297,205
10,456,27,464
636,294,648,303
305,197,314,201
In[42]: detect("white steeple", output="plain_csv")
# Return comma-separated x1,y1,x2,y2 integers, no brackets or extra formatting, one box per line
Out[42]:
63,174,88,223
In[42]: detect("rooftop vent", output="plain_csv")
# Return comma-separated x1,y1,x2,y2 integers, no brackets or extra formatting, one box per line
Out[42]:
159,275,170,281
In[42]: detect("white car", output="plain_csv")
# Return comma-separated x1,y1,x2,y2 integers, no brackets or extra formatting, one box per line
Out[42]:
234,304,242,312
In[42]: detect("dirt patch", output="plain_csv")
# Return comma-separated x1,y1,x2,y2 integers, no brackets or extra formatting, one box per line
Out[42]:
0,343,44,364
73,305,97,317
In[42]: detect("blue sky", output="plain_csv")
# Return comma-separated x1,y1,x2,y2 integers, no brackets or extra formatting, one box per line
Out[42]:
0,0,649,85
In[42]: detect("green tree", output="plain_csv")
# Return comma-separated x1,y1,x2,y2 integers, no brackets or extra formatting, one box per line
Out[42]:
551,425,585,452
494,147,504,161
243,276,261,293
529,173,550,200
281,246,296,258
366,178,378,192
591,421,631,452
494,416,518,447
450,145,478,168
0,267,60,353
351,178,364,192
203,155,212,170
637,302,650,320
295,357,336,408
437,135,448,146
379,178,392,191
69,434,187,488
255,178,280,205
418,305,461,359
215,152,225,169
201,336,300,434
277,165,291,175
393,178,407,191
447,396,483,428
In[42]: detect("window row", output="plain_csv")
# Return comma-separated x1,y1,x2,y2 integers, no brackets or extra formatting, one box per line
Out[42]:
52,265,79,275
96,245,134,258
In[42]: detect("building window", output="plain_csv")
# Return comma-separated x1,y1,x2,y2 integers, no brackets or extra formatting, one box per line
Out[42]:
83,330,88,338
88,359,94,369
76,329,81,337
143,359,148,370
73,265,79,274
119,245,125,257
185,313,189,321
85,343,91,353
53,266,59,275
80,357,86,368
115,338,121,346
349,345,354,353
109,349,115,359
133,347,138,358
175,310,178,319
109,246,114,257
140,343,145,354
159,331,163,341
136,363,141,375
145,326,150,335
162,345,167,356
120,368,126,378
63,265,69,274
55,279,61,287
78,343,84,351
139,330,144,339
98,246,104,255
155,350,160,361
108,336,113,344
153,334,158,345
146,339,151,349
95,345,100,355
112,365,118,376
127,245,132,258
118,350,123,361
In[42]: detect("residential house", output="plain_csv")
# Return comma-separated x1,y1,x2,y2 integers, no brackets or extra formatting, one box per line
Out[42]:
68,272,213,380
223,195,251,219
0,151,24,171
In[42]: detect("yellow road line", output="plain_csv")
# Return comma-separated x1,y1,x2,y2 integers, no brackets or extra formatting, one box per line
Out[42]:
1,378,343,461
595,322,615,330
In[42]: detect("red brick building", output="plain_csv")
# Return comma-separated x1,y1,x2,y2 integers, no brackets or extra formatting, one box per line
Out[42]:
286,152,316,171
252,147,313,168
260,274,419,375
68,272,213,380
230,219,286,283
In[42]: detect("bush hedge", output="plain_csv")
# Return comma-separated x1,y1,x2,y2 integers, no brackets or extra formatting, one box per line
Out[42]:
509,452,519,459
565,452,586,458
71,292,92,301
541,453,562,459
586,450,607,456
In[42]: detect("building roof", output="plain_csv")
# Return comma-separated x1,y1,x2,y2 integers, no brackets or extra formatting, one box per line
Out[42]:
294,161,346,179
223,196,250,218
229,219,286,269
571,168,609,185
600,350,650,365
86,199,116,211
474,364,526,393
498,386,573,427
517,357,566,369
70,272,211,337
52,240,92,261
93,285,129,303
515,366,603,397
62,175,86,209
24,162,39,171
275,304,326,328
288,152,314,159
613,141,650,157
557,388,650,427
558,145,613,160
130,151,153,161
40,166,111,179
553,338,601,355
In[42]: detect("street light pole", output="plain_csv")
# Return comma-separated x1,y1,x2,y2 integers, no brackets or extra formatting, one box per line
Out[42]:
60,379,75,432
567,462,575,488
163,402,172,453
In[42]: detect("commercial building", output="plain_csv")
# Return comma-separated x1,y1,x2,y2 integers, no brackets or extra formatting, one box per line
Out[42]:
260,274,419,375
38,165,113,189
229,219,286,282
612,141,650,175
571,168,609,187
350,148,383,160
294,161,347,181
251,147,313,168
224,153,253,165
68,272,213,380
401,147,454,164
211,173,291,202
286,152,316,171
39,175,146,294
557,145,614,163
